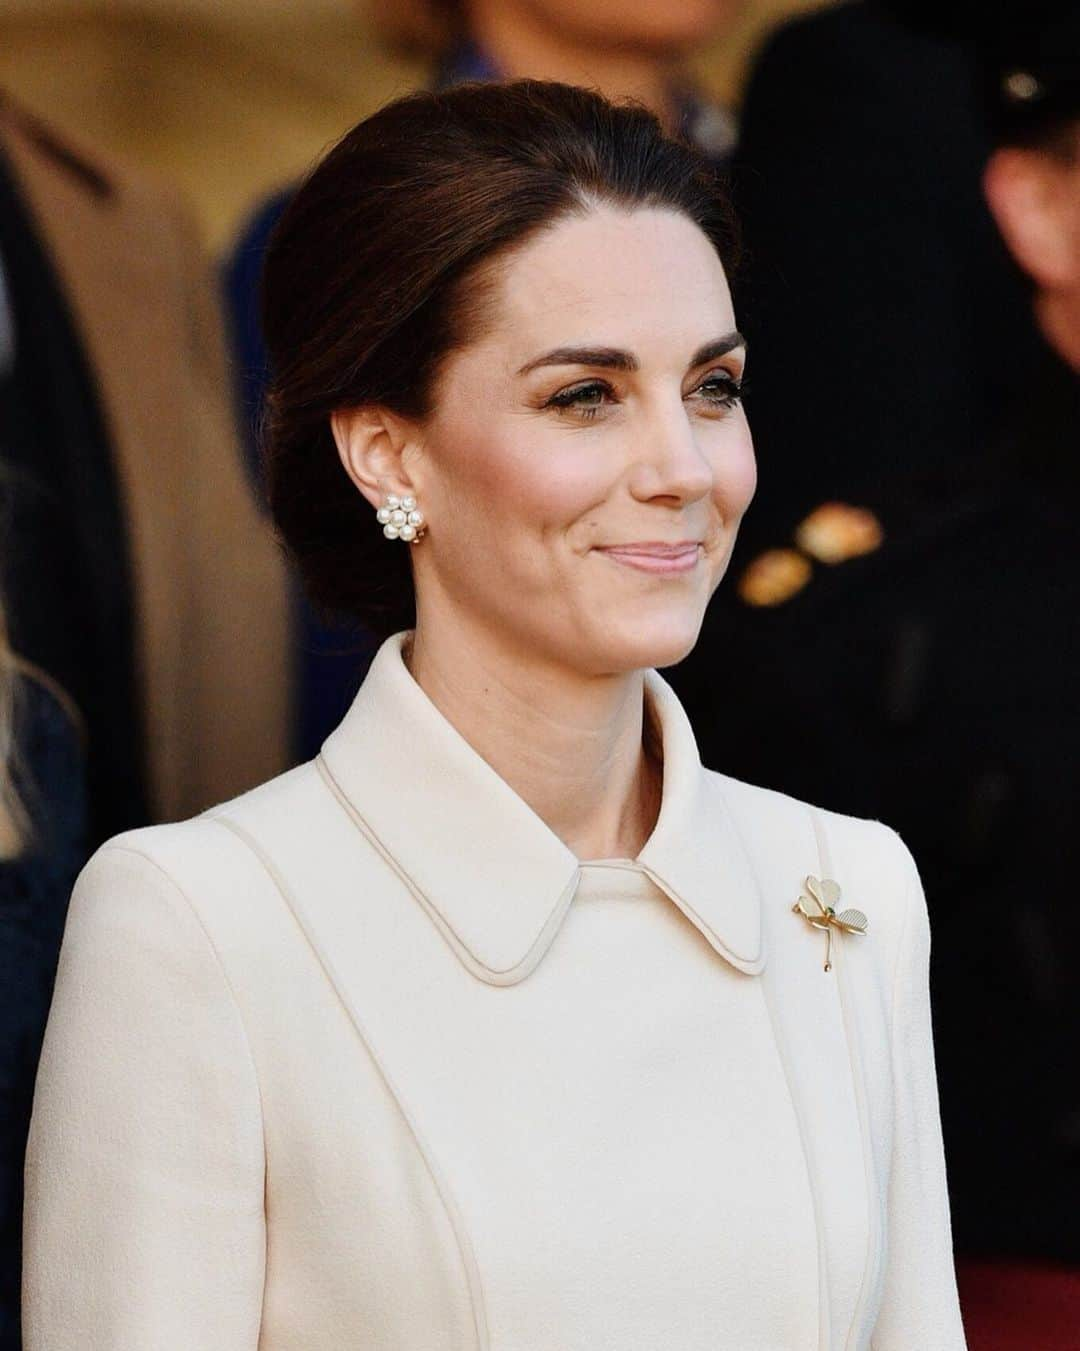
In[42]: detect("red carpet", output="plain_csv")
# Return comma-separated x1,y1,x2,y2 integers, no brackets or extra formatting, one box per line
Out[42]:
957,1259,1080,1351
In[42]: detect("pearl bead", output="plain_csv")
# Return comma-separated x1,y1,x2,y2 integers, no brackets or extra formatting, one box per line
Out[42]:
386,494,401,510
376,507,391,525
407,510,423,526
383,524,400,540
389,508,406,526
399,523,417,542
401,495,416,512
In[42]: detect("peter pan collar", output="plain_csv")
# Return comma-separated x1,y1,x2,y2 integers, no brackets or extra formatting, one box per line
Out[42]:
317,632,765,986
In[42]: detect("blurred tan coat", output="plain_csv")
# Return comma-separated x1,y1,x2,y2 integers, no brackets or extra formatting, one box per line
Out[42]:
0,98,290,821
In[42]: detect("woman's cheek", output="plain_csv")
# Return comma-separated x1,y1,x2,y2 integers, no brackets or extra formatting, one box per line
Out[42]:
720,423,757,517
506,438,609,522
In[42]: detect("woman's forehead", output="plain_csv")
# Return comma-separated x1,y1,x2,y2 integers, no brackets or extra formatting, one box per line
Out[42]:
483,206,734,363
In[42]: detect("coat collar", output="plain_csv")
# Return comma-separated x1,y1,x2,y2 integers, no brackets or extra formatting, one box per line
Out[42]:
318,633,765,987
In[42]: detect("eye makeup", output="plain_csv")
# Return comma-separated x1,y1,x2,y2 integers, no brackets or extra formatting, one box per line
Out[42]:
540,368,744,422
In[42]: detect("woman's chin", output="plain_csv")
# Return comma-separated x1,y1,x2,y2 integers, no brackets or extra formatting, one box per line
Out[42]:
582,609,708,676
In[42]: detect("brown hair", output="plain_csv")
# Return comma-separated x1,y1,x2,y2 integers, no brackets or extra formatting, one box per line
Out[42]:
261,79,738,636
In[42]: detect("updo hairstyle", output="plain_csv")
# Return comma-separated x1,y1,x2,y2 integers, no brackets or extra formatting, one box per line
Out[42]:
260,79,738,636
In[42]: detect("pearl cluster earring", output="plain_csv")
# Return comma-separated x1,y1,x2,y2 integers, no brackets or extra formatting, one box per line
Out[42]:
376,492,426,544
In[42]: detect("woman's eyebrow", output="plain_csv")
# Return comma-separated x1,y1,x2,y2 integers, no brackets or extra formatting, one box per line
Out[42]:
517,345,639,375
688,331,746,367
516,330,745,377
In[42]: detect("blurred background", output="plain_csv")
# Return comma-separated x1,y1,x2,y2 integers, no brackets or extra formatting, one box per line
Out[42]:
0,0,815,252
1,1,1077,1348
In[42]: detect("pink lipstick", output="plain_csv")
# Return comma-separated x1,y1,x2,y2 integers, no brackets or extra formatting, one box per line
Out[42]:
595,542,702,575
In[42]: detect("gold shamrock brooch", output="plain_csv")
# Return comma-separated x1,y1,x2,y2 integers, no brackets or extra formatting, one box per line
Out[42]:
793,875,869,972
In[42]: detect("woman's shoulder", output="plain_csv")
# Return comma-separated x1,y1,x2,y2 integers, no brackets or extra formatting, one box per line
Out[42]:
710,765,913,860
706,766,923,937
707,771,930,1001
70,759,332,944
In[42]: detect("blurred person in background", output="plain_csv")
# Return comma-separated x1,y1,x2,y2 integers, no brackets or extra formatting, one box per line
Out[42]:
712,0,1043,558
0,95,290,846
983,14,1080,382
670,5,1079,1343
0,93,292,1350
0,597,85,1351
226,0,743,765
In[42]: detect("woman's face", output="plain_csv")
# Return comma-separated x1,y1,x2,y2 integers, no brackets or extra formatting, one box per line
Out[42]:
407,204,755,676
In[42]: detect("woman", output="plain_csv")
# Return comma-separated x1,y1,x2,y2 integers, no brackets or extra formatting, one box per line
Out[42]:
23,82,967,1349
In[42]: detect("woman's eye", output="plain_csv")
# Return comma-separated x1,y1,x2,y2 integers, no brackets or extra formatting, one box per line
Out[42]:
692,371,743,410
542,372,743,421
544,381,611,420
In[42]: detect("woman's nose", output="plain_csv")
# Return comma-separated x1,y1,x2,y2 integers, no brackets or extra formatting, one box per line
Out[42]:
628,402,714,506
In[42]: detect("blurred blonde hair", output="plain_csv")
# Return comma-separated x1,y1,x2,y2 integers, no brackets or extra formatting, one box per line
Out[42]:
0,601,83,861
0,601,27,859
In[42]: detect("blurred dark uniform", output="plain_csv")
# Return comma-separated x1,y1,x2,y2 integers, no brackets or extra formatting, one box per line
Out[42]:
669,8,1080,1263
725,0,1042,560
674,339,1078,1260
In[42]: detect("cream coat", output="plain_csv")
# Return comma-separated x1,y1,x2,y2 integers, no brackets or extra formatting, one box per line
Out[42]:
23,633,967,1350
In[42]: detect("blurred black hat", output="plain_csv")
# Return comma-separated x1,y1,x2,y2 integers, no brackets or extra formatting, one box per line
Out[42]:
876,0,1080,145
986,0,1080,145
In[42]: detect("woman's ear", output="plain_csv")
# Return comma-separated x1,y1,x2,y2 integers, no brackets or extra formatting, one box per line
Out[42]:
330,406,419,511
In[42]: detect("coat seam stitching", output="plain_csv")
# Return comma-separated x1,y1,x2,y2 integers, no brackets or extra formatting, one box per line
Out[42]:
810,812,881,1351
886,840,916,1043
212,813,490,1351
713,788,828,1344
98,842,271,1331
101,844,269,1167
760,972,832,1349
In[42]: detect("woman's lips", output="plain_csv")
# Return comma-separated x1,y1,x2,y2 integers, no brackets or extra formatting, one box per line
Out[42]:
595,542,702,575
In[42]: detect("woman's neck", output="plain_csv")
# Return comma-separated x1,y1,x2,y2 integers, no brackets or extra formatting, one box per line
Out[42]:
405,620,662,862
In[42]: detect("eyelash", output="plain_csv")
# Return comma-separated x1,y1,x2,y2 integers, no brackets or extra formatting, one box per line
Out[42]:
543,371,744,421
